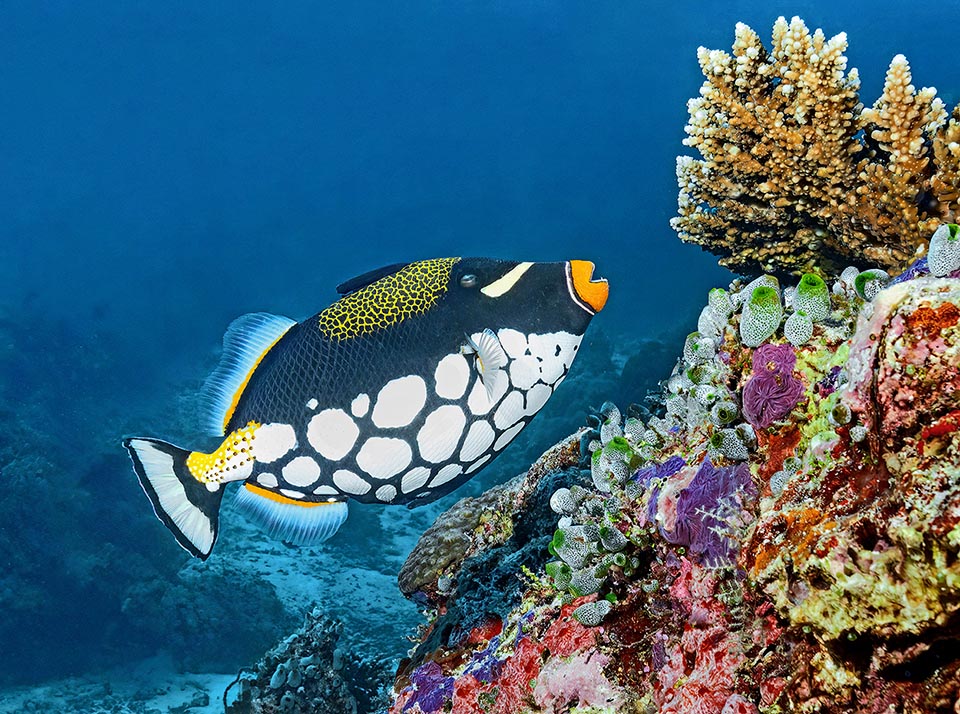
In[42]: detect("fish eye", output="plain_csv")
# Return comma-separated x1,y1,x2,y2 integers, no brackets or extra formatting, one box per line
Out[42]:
460,274,478,288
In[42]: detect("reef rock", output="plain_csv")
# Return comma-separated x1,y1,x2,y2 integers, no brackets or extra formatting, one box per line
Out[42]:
387,261,960,713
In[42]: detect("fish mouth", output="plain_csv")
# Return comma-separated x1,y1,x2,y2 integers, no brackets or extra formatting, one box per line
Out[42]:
566,260,609,314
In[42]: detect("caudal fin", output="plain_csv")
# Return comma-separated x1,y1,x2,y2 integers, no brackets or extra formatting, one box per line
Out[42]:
123,437,224,560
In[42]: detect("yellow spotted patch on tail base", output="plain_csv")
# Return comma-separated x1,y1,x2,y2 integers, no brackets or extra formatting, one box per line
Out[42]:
187,422,260,483
318,258,460,340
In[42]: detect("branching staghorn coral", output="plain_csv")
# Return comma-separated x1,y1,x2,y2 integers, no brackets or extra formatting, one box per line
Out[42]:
672,16,959,276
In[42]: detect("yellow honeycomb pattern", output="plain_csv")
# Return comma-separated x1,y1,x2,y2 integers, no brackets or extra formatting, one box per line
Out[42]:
318,257,460,340
187,421,260,483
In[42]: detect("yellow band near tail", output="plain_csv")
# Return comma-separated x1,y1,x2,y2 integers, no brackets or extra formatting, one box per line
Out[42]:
186,422,260,483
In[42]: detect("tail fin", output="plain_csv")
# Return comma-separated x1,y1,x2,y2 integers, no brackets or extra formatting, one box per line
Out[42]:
123,437,224,560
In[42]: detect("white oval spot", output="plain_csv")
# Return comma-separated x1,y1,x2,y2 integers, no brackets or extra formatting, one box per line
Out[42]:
434,353,471,400
356,437,413,480
372,376,427,428
332,469,370,495
498,328,528,359
280,489,304,499
282,455,322,487
539,355,565,384
467,372,508,415
459,420,495,461
351,393,370,418
257,472,279,488
307,409,360,461
465,454,491,474
494,421,525,451
313,485,339,496
510,356,541,390
306,398,319,411
375,484,398,502
252,423,297,464
524,383,553,416
401,466,432,494
430,463,463,488
417,405,467,463
528,332,560,361
494,391,526,430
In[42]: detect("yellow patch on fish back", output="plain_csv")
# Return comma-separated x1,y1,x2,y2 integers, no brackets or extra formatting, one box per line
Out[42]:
318,258,460,340
187,422,260,483
244,483,334,507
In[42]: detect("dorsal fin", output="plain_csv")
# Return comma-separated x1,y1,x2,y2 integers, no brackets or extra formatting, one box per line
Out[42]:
199,312,296,436
336,262,410,296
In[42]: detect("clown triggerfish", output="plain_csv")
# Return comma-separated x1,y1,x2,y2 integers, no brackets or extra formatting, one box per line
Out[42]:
124,258,608,559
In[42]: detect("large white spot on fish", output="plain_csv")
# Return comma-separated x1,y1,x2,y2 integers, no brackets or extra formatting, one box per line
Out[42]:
494,391,526,430
417,405,467,463
280,489,304,499
429,463,463,488
282,455,322,487
313,484,339,496
356,437,412,480
494,421,526,451
498,328,528,359
401,466,432,494
375,484,398,502
351,393,370,418
467,371,508,415
257,472,279,488
372,376,427,428
332,469,370,495
459,421,495,461
465,454,491,474
525,383,553,416
252,423,297,464
434,354,471,400
530,331,581,370
510,356,541,390
539,354,565,384
307,409,359,461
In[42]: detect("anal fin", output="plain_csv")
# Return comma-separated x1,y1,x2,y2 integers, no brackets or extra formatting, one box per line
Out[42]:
235,484,348,545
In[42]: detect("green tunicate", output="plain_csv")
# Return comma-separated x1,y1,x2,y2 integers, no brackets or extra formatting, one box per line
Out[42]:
928,223,960,277
572,599,612,627
708,287,733,318
710,400,739,425
605,436,634,457
739,285,783,347
784,310,814,346
854,269,889,300
795,273,830,321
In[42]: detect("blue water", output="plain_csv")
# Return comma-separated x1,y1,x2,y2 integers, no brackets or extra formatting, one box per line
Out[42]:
0,0,955,707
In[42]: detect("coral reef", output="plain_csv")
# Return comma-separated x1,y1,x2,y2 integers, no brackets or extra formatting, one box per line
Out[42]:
386,236,960,712
226,607,368,714
672,16,959,276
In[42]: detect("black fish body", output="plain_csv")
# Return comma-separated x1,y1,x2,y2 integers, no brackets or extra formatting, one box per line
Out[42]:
124,257,608,559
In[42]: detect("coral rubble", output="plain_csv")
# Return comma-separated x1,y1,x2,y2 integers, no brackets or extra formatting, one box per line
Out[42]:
672,16,959,276
386,238,960,712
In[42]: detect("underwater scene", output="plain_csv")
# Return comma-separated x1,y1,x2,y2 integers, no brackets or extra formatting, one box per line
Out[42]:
1,1,959,712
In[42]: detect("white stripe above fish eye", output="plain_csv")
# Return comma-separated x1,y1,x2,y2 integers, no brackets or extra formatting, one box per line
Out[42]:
480,262,534,298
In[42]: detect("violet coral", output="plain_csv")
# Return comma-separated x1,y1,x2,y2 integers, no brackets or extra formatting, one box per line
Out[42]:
661,457,756,567
671,16,959,276
741,343,805,428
